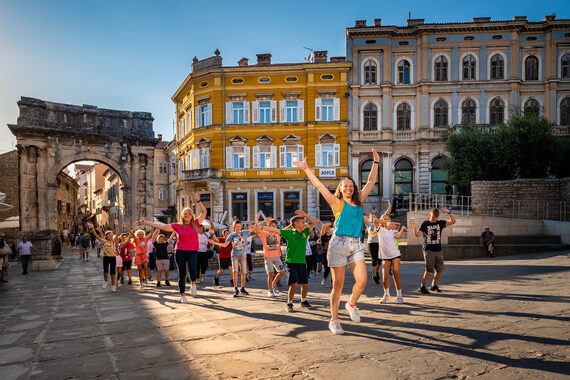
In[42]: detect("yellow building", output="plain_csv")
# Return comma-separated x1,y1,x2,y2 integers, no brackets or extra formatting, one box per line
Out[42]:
172,51,351,223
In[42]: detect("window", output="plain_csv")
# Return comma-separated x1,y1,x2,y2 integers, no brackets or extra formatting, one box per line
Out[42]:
178,160,183,179
360,160,379,196
315,98,339,121
489,98,505,126
158,188,167,201
159,163,168,174
363,103,378,131
200,147,210,168
178,115,184,137
66,203,71,214
195,104,212,127
364,60,377,84
65,183,70,191
562,54,570,79
398,60,410,84
434,56,448,81
253,145,277,168
259,102,271,123
321,74,334,80
257,192,274,218
464,36,475,41
526,36,537,41
462,55,476,80
259,77,270,83
285,76,298,82
232,78,243,84
226,102,250,124
436,37,447,42
525,56,539,81
492,35,503,40
279,145,304,168
394,159,413,194
185,108,191,133
57,200,63,212
315,144,340,167
397,103,411,130
287,101,298,122
280,100,304,123
560,97,570,125
232,193,248,221
490,54,504,80
462,99,477,125
321,99,333,121
253,100,276,123
225,146,250,169
398,41,409,46
524,99,540,117
233,102,244,124
431,157,448,194
434,99,448,128
200,81,208,87
283,191,300,220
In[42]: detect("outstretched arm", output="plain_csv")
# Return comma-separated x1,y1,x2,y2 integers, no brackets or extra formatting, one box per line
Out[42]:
295,209,316,231
293,158,341,213
359,149,380,202
167,232,177,244
138,219,174,232
394,226,408,240
192,192,207,224
150,228,160,243
113,219,120,244
441,208,456,227
87,222,104,242
381,200,392,220
123,224,136,240
259,226,281,235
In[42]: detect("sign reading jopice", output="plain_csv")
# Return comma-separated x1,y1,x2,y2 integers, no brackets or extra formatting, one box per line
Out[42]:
319,168,336,178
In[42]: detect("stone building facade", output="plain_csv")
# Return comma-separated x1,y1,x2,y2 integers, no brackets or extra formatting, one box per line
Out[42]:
55,171,79,232
152,136,172,223
346,15,570,207
0,150,19,220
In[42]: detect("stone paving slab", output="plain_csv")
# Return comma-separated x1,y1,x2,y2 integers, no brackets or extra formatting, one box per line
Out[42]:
0,247,569,379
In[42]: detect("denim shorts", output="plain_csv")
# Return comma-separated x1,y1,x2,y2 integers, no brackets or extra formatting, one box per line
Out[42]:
327,235,365,268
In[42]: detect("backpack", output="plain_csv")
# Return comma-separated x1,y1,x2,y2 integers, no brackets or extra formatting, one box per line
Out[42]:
81,238,89,248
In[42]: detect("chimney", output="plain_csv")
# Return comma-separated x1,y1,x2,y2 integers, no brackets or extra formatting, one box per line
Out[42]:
256,53,272,66
543,14,556,21
330,56,346,62
472,17,491,23
406,18,425,27
238,57,249,67
314,50,328,63
157,134,162,141
512,16,527,21
355,20,366,27
374,18,382,27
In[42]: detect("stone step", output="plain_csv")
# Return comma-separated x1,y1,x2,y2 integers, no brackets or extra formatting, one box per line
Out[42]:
397,244,570,261
448,235,561,245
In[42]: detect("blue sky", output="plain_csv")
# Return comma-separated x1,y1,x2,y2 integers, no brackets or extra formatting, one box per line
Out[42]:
1,0,568,153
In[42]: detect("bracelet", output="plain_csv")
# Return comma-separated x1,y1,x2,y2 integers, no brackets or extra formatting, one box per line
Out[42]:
196,200,202,203
373,161,380,164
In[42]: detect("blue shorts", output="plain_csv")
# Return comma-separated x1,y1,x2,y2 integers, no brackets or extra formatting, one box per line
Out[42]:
286,262,308,285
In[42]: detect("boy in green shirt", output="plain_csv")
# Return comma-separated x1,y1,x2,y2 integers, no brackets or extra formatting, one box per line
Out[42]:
256,209,316,312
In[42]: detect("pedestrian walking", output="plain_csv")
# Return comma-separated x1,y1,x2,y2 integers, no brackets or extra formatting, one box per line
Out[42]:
18,236,36,275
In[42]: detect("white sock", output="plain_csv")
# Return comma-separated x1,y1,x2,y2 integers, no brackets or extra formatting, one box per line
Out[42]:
396,288,402,297
301,297,306,302
432,281,437,287
383,288,390,296
287,300,293,305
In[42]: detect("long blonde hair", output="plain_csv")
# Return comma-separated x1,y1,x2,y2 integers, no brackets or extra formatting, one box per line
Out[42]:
179,207,198,233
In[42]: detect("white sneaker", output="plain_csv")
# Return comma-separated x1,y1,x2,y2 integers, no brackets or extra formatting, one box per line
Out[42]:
272,286,280,294
111,285,116,292
191,283,197,296
321,278,326,287
329,319,345,335
102,282,108,289
140,282,144,289
180,295,188,303
379,294,391,304
267,290,275,297
144,280,148,286
396,296,404,304
345,302,361,322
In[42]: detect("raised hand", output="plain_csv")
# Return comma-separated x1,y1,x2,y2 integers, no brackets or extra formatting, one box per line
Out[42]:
372,148,380,162
122,224,129,229
136,219,144,226
86,222,93,228
292,157,308,170
441,207,450,214
113,219,119,225
191,192,200,201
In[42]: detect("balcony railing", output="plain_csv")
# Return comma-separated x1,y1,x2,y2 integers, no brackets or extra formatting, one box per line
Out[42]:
351,128,449,142
553,126,569,136
182,168,220,181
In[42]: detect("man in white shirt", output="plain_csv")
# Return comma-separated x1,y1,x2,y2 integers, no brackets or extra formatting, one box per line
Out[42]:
18,236,37,274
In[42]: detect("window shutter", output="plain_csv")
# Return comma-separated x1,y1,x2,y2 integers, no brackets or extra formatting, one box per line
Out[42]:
244,102,250,124
252,146,260,168
244,146,250,168
200,147,210,168
279,145,286,168
315,98,322,121
195,106,201,128
226,147,233,169
252,101,259,123
207,104,212,126
315,144,322,167
191,149,200,169
298,145,304,162
279,100,286,123
334,144,340,166
226,102,232,124
298,100,304,122
333,98,340,121
270,100,277,123
270,145,277,168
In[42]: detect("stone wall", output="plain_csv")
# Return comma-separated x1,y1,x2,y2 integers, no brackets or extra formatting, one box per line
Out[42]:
0,150,19,220
471,178,570,220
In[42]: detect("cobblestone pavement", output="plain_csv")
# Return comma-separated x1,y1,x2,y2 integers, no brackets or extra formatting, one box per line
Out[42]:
0,247,569,379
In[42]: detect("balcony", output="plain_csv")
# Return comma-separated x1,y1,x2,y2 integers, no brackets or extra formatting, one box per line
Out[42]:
350,128,449,142
182,168,221,181
553,126,569,136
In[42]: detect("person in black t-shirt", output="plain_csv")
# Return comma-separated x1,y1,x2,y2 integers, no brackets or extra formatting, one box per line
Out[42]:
412,207,455,294
480,227,495,257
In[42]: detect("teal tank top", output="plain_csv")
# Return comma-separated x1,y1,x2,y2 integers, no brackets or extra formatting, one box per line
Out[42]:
334,199,363,238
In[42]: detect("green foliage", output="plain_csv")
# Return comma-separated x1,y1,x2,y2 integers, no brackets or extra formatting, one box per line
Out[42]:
445,109,565,185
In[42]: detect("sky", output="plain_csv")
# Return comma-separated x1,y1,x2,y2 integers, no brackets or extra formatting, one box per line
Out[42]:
1,0,568,154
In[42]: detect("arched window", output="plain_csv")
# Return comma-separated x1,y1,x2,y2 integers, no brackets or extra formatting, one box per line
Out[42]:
398,60,410,84
490,54,504,80
561,97,570,125
525,56,539,81
363,103,378,131
434,99,448,128
462,99,477,125
490,98,505,126
562,54,570,79
524,99,540,117
462,55,476,80
364,60,377,84
434,56,448,81
394,159,413,194
397,103,411,130
431,157,448,194
360,160,379,196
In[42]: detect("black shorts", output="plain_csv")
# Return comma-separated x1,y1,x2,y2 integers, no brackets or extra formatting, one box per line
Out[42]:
218,257,232,270
286,262,308,285
122,259,132,270
103,256,116,275
383,255,401,263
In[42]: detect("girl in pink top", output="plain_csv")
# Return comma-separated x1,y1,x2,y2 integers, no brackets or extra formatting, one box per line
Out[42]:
140,192,207,304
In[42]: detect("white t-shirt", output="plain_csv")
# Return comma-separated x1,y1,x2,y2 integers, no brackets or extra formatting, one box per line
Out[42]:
198,233,208,252
305,239,312,256
245,236,253,254
367,222,378,243
18,241,33,256
147,240,154,254
378,227,400,260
